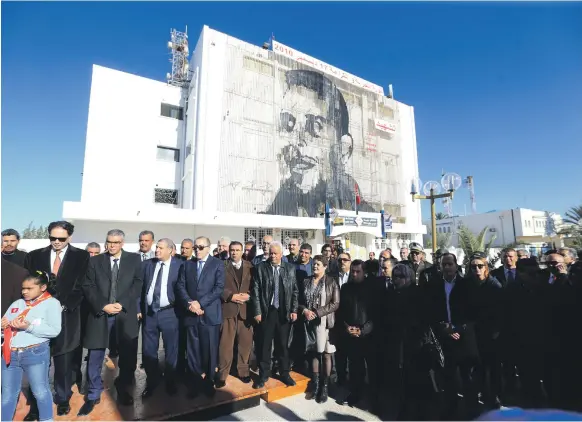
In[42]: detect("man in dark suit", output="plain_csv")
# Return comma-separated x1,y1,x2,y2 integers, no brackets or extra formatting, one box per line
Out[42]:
492,248,518,287
176,236,225,398
1,258,28,316
139,238,184,398
250,241,298,389
23,221,89,419
78,229,143,416
216,241,253,387
1,228,28,267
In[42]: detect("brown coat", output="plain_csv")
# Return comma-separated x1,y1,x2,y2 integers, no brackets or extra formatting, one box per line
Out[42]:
221,260,252,320
298,275,340,329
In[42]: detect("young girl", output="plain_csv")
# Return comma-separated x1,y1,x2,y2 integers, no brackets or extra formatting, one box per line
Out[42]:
1,271,62,422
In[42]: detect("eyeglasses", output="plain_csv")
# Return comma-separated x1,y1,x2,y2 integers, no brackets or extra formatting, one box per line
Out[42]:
339,258,351,262
106,240,122,245
194,245,208,251
547,261,560,266
49,236,68,242
470,264,486,270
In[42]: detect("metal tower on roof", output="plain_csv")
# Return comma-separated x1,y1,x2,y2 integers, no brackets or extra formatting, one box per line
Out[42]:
166,27,190,87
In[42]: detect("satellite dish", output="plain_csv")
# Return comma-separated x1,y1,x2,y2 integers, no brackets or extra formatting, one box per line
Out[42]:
441,172,462,192
423,181,441,196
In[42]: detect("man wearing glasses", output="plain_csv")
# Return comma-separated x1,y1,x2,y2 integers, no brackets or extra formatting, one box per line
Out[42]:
176,236,225,399
23,221,89,419
404,242,432,285
79,229,142,416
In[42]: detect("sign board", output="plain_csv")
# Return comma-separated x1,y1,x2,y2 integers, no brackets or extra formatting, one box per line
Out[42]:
374,119,397,133
272,41,385,96
327,209,383,238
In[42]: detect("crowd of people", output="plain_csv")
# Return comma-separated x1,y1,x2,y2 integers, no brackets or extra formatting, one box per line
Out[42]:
1,223,581,421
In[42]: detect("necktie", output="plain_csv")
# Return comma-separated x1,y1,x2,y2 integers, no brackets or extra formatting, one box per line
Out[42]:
197,260,204,278
507,270,515,284
142,253,148,262
109,258,119,303
273,266,280,309
151,263,164,312
52,250,62,275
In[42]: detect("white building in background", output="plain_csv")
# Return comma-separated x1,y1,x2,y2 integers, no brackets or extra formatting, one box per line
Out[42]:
61,25,427,258
425,208,564,254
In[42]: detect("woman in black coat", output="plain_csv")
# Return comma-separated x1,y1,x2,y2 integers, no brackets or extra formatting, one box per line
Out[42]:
467,252,503,409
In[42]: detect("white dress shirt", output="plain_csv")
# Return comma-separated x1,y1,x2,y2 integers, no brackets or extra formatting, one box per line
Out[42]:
444,277,456,323
232,260,242,270
339,272,349,287
140,250,155,262
50,245,69,271
110,254,122,269
147,258,172,307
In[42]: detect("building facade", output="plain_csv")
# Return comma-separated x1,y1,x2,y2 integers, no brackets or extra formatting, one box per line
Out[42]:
425,208,564,254
63,25,426,258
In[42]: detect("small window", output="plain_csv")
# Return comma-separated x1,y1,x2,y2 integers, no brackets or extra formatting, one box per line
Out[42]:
154,188,178,205
160,103,183,120
157,146,180,162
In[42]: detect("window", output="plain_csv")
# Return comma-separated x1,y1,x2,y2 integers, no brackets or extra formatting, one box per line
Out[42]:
154,188,178,205
160,103,183,120
156,146,180,162
244,228,273,245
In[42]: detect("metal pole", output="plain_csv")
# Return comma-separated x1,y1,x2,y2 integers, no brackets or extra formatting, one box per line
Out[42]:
431,188,437,254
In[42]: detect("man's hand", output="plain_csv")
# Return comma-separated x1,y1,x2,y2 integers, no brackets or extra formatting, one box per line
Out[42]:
231,294,247,304
103,304,121,315
194,309,205,316
556,263,568,275
290,313,297,322
239,293,250,302
1,317,10,330
11,318,30,331
113,303,123,312
449,332,461,340
137,313,142,321
188,301,201,313
254,315,262,324
348,326,360,337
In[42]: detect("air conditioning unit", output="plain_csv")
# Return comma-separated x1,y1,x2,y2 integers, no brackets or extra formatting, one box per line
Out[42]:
489,228,497,232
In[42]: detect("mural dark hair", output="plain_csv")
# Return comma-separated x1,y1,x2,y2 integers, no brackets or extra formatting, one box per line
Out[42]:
312,255,329,267
48,221,74,236
1,228,20,240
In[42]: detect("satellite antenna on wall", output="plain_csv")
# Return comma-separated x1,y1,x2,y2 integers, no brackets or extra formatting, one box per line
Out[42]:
166,27,190,87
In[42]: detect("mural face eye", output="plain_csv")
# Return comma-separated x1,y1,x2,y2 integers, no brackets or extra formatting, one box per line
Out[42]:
305,114,326,139
280,111,296,132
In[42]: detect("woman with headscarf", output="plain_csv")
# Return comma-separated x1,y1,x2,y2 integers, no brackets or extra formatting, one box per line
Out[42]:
297,255,339,404
384,263,438,420
467,252,503,409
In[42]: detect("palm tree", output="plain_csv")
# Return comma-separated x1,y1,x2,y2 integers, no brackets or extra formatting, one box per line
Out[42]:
559,203,582,247
435,212,448,220
425,231,452,250
457,224,497,267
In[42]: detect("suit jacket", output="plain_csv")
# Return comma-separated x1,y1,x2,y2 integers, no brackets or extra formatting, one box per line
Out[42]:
250,261,299,320
82,251,143,349
176,255,225,326
222,260,253,320
24,245,89,355
1,249,28,268
1,258,29,316
140,257,184,316
491,266,517,287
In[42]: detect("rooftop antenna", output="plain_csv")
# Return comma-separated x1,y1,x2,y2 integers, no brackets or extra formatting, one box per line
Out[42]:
465,176,477,214
388,84,394,99
166,27,190,87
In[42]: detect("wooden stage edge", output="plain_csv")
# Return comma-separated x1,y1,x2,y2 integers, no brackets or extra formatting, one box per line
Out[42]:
13,371,309,421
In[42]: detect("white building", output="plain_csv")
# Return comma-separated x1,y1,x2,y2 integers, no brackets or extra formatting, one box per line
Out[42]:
61,25,427,258
425,208,564,253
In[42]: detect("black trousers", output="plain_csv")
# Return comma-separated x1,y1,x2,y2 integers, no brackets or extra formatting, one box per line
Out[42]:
344,336,376,393
257,307,290,379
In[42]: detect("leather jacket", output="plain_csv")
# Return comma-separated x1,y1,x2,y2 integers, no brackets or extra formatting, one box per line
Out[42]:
250,261,298,320
298,275,340,329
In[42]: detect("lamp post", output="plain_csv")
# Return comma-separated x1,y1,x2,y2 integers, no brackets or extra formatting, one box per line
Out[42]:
411,173,462,254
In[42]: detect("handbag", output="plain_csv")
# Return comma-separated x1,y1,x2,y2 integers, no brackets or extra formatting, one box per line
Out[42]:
421,326,445,370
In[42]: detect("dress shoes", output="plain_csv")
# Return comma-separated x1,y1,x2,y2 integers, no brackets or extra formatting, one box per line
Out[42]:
141,385,157,399
215,380,227,389
253,378,268,389
56,402,71,416
240,376,252,384
77,398,101,416
114,378,134,406
203,380,216,397
280,373,296,387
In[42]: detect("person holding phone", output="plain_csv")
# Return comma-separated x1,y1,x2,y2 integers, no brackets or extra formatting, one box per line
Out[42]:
216,241,254,387
1,271,62,422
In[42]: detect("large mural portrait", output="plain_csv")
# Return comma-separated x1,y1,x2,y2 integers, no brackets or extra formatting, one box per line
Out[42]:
264,69,373,217
217,40,402,219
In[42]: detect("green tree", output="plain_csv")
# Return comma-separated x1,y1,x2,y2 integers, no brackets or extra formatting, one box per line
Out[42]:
425,231,452,249
558,203,582,247
435,212,448,220
22,222,48,239
457,224,497,267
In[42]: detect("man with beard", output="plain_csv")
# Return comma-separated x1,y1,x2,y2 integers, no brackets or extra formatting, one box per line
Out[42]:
1,229,28,267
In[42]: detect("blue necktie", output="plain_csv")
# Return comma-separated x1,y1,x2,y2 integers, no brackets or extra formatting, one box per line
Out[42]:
151,263,164,312
197,260,204,278
273,266,280,309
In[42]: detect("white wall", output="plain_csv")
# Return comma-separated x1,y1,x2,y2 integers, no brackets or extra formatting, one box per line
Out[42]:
81,65,183,207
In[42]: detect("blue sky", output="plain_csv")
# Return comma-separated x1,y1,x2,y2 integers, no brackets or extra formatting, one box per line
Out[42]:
2,2,581,232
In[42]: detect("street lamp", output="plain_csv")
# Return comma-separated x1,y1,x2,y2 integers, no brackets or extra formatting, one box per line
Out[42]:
411,173,462,254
